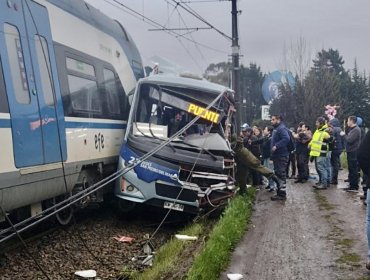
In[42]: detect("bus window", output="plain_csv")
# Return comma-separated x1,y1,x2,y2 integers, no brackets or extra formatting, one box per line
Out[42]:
34,35,54,106
4,23,30,104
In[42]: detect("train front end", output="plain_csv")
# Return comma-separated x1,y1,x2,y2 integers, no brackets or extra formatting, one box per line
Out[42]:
115,75,236,213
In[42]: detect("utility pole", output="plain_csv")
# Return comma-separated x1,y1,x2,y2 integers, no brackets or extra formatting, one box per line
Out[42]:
231,0,241,134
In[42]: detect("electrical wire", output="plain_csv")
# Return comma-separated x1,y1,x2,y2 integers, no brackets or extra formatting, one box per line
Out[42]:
103,0,227,54
164,0,209,67
171,0,232,41
0,205,52,280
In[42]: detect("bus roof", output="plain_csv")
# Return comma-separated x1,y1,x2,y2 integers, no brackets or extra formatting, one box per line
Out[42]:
139,75,233,96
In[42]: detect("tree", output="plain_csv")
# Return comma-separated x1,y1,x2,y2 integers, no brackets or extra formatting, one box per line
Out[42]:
204,62,231,87
239,63,265,123
278,36,312,82
340,61,370,126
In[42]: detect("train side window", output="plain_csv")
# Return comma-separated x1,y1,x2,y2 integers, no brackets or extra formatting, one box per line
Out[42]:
0,57,9,113
67,75,100,113
34,35,54,106
66,57,95,77
103,68,120,115
66,57,100,114
4,23,30,104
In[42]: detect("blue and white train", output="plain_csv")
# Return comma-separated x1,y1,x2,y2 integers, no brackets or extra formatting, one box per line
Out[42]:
0,0,143,224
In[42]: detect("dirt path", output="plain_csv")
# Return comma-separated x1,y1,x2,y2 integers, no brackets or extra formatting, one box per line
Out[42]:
221,169,369,280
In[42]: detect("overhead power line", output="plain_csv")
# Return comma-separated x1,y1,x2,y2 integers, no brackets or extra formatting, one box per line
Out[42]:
171,0,232,41
104,0,227,54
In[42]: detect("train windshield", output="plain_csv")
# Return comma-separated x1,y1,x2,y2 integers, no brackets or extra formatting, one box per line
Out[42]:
131,83,234,140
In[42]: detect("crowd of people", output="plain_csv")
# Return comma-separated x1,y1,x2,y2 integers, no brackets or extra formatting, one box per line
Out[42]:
237,114,369,202
236,112,370,270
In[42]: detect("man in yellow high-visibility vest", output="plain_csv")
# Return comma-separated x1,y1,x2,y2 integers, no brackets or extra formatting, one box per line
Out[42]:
309,117,332,189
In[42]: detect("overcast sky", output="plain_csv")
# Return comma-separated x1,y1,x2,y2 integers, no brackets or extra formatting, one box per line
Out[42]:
85,0,370,76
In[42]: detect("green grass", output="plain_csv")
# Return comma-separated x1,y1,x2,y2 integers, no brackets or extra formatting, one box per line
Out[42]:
336,252,362,266
126,222,205,280
186,188,256,280
123,188,256,280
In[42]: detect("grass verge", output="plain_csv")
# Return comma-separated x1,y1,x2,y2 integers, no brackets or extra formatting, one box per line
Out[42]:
126,222,205,280
125,188,256,280
186,188,256,280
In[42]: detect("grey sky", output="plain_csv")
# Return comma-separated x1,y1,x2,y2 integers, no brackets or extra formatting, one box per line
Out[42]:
85,0,370,76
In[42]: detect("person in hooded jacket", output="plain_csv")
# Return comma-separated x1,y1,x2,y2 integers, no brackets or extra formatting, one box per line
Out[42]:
328,118,345,185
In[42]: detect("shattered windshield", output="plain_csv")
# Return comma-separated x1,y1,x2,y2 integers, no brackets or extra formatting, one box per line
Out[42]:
132,83,233,139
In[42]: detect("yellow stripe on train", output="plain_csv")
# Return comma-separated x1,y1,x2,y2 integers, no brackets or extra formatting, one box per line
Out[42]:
187,104,220,123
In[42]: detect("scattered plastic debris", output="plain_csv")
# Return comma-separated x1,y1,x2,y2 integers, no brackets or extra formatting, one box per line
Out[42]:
113,235,135,243
142,255,153,266
227,273,243,280
143,242,154,254
175,234,198,241
74,270,97,278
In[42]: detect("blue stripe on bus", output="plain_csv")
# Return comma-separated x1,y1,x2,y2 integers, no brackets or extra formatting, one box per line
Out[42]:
65,121,126,129
0,119,11,128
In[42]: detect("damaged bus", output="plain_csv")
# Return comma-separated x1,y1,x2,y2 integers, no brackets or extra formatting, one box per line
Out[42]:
114,75,237,213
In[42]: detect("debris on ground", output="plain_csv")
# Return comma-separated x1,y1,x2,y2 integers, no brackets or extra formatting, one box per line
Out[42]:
113,235,135,243
74,269,97,278
175,234,198,241
227,273,243,280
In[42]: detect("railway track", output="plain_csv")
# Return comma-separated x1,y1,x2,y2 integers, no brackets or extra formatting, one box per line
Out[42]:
0,202,187,279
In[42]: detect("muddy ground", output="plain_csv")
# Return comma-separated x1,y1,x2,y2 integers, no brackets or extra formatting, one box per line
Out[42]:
221,169,369,280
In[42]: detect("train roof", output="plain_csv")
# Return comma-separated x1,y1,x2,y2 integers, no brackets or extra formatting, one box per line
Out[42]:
46,0,143,78
139,75,233,96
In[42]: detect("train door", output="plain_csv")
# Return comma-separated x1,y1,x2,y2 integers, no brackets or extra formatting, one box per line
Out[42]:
23,0,66,164
0,0,65,168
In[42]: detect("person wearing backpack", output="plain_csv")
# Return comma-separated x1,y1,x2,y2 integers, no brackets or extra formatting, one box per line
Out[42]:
270,114,290,200
328,118,344,185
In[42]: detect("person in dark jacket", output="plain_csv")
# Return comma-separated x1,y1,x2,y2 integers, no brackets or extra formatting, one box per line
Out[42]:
242,127,261,186
251,126,274,189
293,123,312,183
341,116,361,191
358,130,370,202
286,127,297,179
357,130,370,270
270,114,290,200
328,118,345,185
